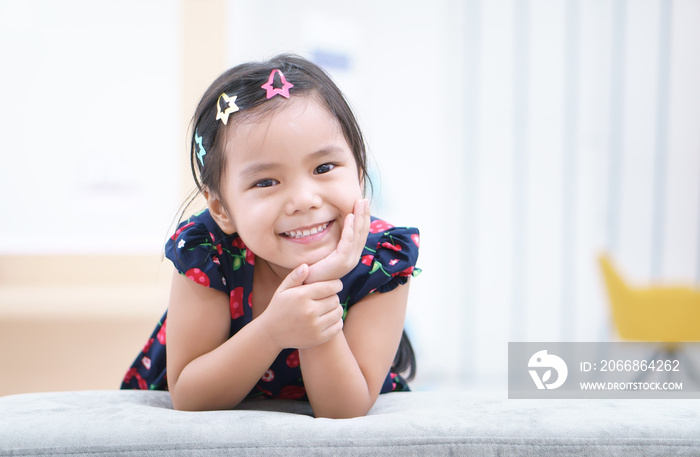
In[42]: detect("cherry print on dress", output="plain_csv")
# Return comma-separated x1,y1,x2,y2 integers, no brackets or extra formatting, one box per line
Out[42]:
142,337,155,354
261,369,275,383
186,268,210,287
286,350,300,368
369,219,394,234
380,241,402,252
230,287,245,319
156,321,167,345
124,368,148,390
170,222,195,240
279,385,306,400
411,233,420,248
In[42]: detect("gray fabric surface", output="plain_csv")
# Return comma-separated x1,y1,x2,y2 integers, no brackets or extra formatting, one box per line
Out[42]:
0,390,699,456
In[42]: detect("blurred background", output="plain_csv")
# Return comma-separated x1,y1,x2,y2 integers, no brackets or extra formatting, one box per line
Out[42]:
1,0,699,395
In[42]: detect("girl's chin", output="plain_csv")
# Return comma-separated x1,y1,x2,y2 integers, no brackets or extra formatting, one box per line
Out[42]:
275,249,336,273
294,253,332,269
278,235,340,267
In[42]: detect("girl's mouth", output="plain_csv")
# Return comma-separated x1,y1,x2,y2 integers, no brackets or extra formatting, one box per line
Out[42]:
281,221,331,239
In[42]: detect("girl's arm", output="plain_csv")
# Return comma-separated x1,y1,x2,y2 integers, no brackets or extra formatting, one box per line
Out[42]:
299,280,410,418
166,272,279,411
298,198,412,418
167,266,343,411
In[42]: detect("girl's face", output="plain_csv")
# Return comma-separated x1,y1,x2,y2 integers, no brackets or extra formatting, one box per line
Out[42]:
210,96,363,276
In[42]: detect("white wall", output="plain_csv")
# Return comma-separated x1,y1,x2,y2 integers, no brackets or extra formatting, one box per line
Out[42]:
0,0,180,254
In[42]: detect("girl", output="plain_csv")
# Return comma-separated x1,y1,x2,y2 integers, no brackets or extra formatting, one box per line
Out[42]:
122,54,420,419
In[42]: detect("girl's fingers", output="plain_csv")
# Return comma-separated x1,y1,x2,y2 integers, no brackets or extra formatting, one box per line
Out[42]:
316,294,342,316
340,212,355,252
303,198,371,284
318,300,344,331
357,198,370,247
349,198,370,259
352,200,362,241
331,210,356,263
276,263,309,293
303,279,344,301
319,314,344,340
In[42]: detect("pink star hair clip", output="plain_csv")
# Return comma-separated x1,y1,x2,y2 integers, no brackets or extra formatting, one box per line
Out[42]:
216,92,239,125
261,69,294,99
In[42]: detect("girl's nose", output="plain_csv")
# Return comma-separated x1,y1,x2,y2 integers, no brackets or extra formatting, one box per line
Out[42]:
284,180,323,214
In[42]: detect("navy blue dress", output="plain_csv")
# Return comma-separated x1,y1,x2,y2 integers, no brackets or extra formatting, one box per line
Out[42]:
121,209,420,399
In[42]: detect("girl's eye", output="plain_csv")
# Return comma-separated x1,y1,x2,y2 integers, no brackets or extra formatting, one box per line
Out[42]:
314,163,335,174
254,178,278,188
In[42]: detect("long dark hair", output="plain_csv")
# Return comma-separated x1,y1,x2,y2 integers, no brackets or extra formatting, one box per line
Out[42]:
187,53,416,382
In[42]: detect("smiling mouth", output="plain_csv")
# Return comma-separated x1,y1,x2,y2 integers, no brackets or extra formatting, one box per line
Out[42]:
281,221,331,239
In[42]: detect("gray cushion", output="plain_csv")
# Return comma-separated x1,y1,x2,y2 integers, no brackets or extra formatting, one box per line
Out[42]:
1,390,699,456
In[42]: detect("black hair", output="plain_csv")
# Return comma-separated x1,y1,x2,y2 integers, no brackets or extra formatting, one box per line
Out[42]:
189,53,371,199
393,330,416,381
186,53,415,382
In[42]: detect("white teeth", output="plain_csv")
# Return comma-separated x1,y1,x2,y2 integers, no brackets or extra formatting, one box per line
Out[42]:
284,222,329,239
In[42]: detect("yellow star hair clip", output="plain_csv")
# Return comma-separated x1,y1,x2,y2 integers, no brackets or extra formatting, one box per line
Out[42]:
216,92,240,125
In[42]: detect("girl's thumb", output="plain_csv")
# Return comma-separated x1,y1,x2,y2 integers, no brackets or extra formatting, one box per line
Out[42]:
294,264,309,281
281,263,308,290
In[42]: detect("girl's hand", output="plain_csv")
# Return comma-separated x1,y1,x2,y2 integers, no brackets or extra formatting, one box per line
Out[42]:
306,198,370,284
259,264,345,351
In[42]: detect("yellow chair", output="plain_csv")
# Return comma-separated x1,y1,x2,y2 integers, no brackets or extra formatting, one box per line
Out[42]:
599,253,700,382
599,254,700,342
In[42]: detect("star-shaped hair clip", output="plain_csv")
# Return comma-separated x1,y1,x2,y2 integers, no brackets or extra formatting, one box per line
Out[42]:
216,92,240,125
194,130,207,166
261,69,294,99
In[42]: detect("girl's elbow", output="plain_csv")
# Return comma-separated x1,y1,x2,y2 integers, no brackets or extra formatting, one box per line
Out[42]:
171,393,229,412
169,387,200,412
312,400,374,419
169,382,226,412
314,409,370,419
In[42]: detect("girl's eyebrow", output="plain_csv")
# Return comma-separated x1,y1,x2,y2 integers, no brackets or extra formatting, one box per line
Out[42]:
307,145,346,161
239,162,280,180
239,145,347,179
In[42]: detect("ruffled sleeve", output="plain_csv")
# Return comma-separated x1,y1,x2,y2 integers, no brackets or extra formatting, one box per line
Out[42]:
164,210,232,295
340,217,421,307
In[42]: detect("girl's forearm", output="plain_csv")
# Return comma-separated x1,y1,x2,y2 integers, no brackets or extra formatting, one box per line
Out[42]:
298,333,374,418
170,319,281,411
